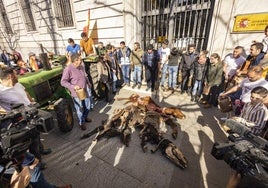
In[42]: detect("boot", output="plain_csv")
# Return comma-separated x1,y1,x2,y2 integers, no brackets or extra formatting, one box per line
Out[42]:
191,95,195,101
195,95,200,102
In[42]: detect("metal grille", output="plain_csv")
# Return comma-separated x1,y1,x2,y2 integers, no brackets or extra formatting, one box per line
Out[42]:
20,0,36,32
142,0,214,51
54,0,74,28
0,0,13,34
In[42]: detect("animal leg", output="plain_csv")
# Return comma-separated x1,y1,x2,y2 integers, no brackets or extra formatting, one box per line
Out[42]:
140,134,150,152
80,125,104,139
165,118,179,139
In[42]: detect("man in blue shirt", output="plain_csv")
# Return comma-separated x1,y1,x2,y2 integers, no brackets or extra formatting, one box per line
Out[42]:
66,38,81,56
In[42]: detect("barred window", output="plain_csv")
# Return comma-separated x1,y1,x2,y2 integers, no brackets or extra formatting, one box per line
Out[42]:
20,0,36,32
0,0,13,34
54,0,74,28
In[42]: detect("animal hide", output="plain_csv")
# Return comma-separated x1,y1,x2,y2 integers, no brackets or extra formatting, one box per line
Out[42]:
80,94,188,168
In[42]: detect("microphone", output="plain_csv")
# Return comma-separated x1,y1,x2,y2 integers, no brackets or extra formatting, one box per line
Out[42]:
225,119,251,136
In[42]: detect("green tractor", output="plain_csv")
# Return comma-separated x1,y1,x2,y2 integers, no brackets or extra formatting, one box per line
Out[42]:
18,55,99,132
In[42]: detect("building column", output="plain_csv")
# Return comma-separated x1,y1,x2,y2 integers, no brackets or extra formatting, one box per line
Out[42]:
123,0,142,48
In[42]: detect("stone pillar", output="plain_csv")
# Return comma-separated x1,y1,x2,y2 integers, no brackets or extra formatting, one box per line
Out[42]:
123,1,143,48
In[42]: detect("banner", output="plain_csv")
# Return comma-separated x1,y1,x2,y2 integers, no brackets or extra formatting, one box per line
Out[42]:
232,13,268,33
83,9,91,37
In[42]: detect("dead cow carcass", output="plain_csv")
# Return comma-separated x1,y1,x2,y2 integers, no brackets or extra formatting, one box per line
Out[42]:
80,105,143,146
138,111,188,169
118,93,186,119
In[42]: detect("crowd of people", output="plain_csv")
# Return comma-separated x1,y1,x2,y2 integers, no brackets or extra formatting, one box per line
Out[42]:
0,48,43,75
0,24,268,187
63,29,268,188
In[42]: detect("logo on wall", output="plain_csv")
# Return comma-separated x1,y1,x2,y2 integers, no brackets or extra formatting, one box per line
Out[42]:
238,18,249,28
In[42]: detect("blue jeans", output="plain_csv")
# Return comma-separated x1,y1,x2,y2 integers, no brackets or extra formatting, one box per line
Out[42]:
161,63,168,86
73,86,91,125
121,64,130,84
168,65,178,88
30,163,57,188
132,65,142,85
112,72,117,92
192,80,203,96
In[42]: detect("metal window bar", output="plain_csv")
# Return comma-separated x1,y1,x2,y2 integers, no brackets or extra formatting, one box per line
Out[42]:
54,0,73,28
60,0,73,27
0,0,13,34
142,0,213,50
54,0,63,27
202,0,211,49
20,0,36,32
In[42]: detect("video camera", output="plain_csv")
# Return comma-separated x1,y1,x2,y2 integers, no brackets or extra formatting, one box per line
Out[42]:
211,123,268,186
0,104,39,163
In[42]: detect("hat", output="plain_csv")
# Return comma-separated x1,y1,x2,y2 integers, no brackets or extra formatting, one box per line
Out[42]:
28,52,35,57
171,47,178,55
147,44,154,50
22,152,35,166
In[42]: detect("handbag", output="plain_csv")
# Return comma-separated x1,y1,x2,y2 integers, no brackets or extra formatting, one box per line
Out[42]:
202,84,211,95
75,88,87,100
218,96,233,113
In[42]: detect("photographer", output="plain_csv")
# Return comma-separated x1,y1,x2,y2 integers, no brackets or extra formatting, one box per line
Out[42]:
0,67,32,112
225,86,268,136
0,67,52,167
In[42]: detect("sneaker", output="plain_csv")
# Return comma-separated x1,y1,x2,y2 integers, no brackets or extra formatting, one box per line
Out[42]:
191,95,194,101
132,84,137,89
137,84,141,89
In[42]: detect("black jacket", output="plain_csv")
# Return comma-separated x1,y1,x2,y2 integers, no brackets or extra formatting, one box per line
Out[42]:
142,50,160,71
180,52,199,71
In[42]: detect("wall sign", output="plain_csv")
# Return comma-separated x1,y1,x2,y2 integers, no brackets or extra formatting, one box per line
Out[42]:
233,12,268,33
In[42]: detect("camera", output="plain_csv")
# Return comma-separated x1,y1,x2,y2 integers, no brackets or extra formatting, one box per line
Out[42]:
0,104,39,163
211,126,268,186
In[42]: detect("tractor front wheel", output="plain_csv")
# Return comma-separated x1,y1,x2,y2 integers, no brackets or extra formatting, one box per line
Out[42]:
55,98,74,132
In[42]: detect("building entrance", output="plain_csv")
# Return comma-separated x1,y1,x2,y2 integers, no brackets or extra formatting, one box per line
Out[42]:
142,0,215,50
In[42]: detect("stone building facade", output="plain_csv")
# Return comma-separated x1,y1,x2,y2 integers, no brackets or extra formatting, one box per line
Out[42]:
0,0,267,60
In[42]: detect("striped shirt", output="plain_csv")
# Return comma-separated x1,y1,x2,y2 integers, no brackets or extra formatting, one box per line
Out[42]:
237,102,268,135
